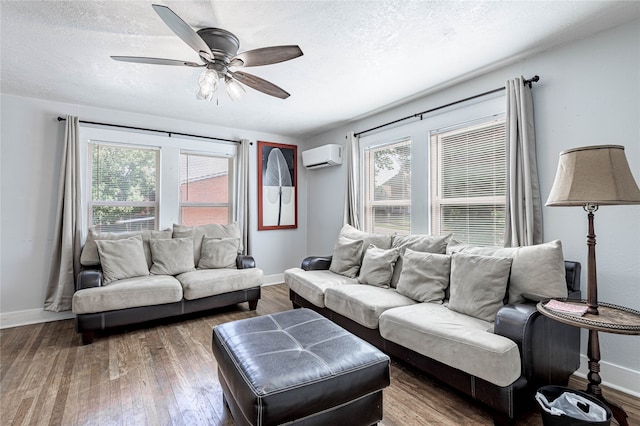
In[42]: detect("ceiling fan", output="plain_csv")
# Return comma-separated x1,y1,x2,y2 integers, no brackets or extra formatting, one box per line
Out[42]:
111,4,303,100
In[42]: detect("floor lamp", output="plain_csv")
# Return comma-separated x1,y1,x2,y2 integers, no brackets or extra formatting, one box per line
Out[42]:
546,144,640,425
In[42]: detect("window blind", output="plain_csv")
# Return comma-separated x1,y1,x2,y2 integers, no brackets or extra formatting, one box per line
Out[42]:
430,120,506,246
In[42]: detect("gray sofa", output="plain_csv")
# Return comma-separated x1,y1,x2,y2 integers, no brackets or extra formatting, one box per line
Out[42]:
284,225,581,425
73,223,263,344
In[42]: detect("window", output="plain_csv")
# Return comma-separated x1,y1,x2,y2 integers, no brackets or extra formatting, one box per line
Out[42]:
88,143,159,232
430,119,506,246
179,153,232,226
363,139,411,235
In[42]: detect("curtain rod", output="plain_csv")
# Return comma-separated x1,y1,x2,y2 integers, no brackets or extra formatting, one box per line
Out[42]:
56,117,240,144
354,75,540,137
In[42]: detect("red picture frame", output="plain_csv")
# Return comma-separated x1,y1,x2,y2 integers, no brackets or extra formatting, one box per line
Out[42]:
257,141,298,230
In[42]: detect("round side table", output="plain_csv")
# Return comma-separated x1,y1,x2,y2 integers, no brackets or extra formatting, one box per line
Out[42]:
537,299,640,426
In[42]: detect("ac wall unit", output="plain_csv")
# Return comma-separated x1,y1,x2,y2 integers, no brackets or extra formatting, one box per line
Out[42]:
302,144,343,169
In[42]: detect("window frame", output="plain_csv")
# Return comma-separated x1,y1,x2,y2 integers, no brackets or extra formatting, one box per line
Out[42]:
79,126,238,237
363,138,412,235
358,92,505,237
429,117,507,245
178,150,234,225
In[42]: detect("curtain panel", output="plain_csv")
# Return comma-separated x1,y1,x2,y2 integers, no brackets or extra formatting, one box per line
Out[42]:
235,139,251,255
504,77,543,247
343,132,362,229
44,115,82,312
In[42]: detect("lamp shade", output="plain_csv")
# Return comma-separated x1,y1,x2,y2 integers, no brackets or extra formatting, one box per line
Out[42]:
546,145,640,206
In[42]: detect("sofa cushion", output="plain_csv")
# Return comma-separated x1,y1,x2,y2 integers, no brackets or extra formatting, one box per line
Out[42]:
95,235,150,284
357,244,400,288
198,237,240,269
285,268,358,308
173,222,242,265
447,252,512,322
176,268,263,300
395,249,450,303
338,224,393,251
81,228,172,267
446,239,567,304
72,275,182,314
149,237,195,275
329,236,364,278
324,285,416,329
390,233,451,287
379,303,521,387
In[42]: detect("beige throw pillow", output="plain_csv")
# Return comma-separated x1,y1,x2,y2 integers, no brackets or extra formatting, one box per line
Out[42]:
95,235,150,284
446,239,567,304
198,237,240,269
81,228,172,267
396,249,451,303
149,237,195,275
173,222,242,265
329,236,364,278
390,234,452,287
357,244,400,288
338,224,393,251
447,252,513,322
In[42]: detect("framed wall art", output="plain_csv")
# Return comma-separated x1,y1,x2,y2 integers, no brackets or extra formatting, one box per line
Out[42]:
258,141,297,230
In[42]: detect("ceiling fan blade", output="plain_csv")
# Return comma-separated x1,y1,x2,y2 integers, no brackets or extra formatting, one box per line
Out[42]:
231,46,303,67
151,4,213,60
231,71,290,99
111,56,203,67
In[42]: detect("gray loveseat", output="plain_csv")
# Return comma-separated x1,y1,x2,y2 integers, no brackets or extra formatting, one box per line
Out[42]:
73,223,263,344
285,225,581,425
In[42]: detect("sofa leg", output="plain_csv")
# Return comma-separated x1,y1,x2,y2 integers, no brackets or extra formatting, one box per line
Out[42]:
248,300,258,310
81,331,95,345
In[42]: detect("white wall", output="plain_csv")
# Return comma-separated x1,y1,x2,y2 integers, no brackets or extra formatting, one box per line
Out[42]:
0,94,307,325
304,20,640,394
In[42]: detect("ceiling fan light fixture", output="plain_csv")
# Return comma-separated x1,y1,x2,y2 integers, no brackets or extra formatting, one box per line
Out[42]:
197,69,219,101
225,76,245,101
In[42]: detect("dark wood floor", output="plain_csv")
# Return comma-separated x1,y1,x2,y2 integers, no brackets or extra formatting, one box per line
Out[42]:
1,284,637,425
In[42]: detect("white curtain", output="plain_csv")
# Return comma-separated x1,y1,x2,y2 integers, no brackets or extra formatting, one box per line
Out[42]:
235,139,251,255
44,116,82,311
504,77,543,247
343,132,362,229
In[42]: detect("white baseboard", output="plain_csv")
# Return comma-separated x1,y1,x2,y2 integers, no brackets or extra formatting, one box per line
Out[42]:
0,308,75,329
262,273,284,286
572,355,640,398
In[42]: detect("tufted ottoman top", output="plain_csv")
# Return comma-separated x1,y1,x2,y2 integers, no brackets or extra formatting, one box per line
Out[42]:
212,308,390,425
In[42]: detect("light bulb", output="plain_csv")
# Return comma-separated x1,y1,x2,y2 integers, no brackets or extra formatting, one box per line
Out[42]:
225,76,245,101
197,69,219,101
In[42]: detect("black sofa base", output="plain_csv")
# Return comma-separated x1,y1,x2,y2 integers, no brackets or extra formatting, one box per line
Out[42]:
76,287,261,344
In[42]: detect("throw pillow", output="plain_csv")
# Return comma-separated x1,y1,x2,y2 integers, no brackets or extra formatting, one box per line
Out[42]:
198,237,240,269
149,237,195,275
390,233,452,287
357,244,400,288
447,252,513,322
446,239,567,304
396,249,451,303
95,235,150,284
173,222,242,265
329,235,364,278
81,228,172,267
338,224,393,251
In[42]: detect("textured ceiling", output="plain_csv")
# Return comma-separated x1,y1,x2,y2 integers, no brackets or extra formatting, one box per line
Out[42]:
2,1,639,138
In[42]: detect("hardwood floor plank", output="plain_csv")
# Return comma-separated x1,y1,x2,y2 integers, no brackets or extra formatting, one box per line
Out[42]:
1,284,637,426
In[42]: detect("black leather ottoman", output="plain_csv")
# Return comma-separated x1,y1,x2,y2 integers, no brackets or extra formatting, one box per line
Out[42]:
212,308,390,426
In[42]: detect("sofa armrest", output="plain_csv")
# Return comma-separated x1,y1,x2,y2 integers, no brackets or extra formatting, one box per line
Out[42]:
301,256,332,271
236,255,256,269
76,269,103,291
495,301,580,385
